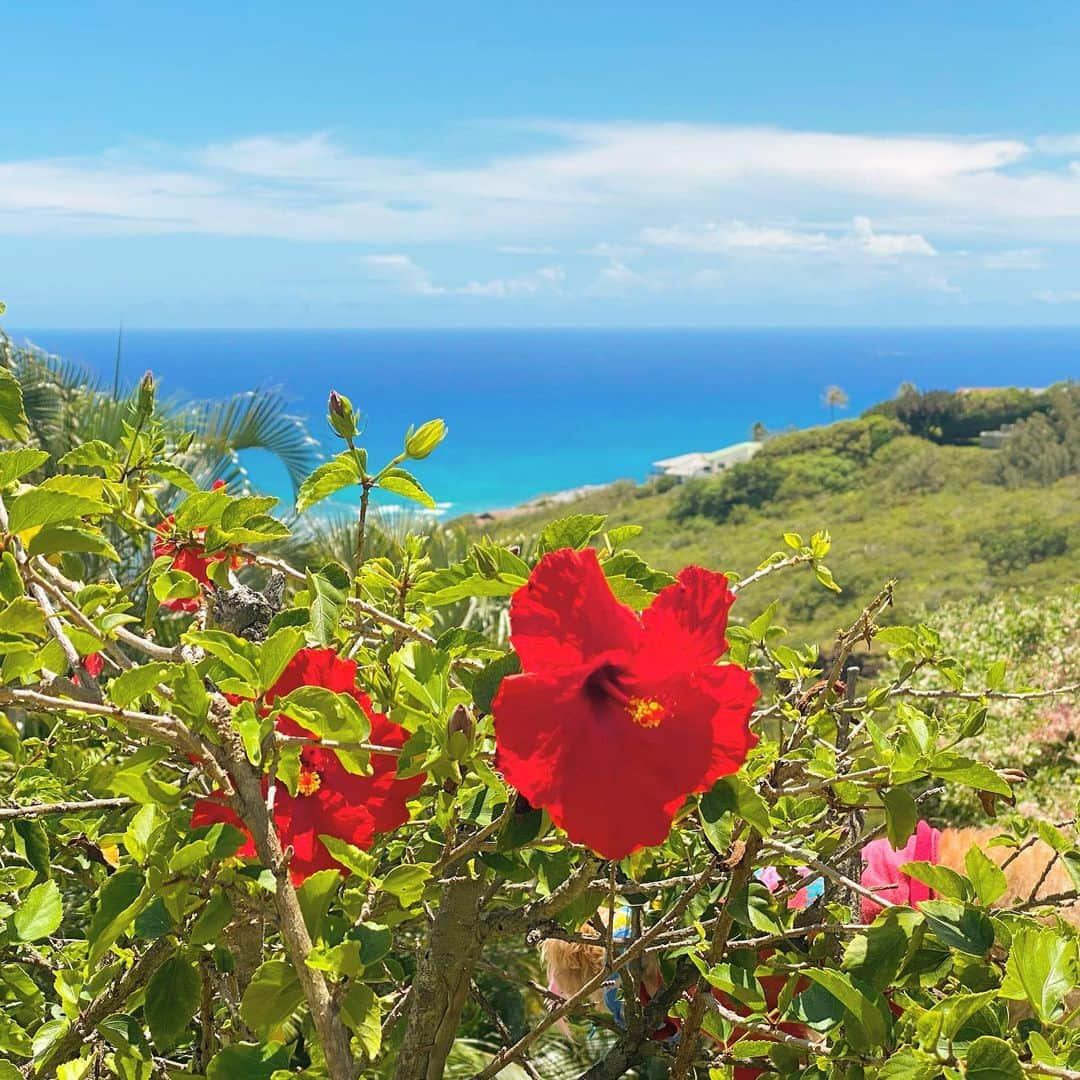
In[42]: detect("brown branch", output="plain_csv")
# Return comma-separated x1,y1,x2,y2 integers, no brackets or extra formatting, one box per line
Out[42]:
732,553,813,594
0,797,133,822
31,938,172,1077
470,857,721,1080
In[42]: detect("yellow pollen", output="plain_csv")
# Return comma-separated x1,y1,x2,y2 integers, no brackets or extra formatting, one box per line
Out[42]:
297,768,322,797
626,696,665,729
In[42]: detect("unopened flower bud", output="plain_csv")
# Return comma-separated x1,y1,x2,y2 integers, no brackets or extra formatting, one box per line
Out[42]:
448,705,474,742
404,418,447,460
136,371,155,421
327,390,358,440
472,545,499,578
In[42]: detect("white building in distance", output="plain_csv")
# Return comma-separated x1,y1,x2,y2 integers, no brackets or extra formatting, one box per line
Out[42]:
652,440,763,480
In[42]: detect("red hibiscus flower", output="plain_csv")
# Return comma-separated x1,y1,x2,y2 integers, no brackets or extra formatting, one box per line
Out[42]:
192,648,422,883
492,548,758,860
153,480,234,613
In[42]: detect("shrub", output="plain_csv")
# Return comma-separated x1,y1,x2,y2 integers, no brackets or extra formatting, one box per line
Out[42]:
868,385,1047,444
994,382,1080,487
2,362,1078,1080
978,517,1070,573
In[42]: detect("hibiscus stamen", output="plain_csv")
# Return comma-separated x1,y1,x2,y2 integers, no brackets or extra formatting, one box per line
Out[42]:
626,696,666,729
297,767,323,796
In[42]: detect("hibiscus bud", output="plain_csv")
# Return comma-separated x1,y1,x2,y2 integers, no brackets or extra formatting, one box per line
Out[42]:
136,371,155,421
327,390,358,440
448,705,474,742
472,545,499,578
404,418,447,460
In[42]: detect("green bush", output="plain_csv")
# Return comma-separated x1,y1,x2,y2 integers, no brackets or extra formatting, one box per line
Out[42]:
978,517,1070,573
994,382,1080,487
868,385,1046,444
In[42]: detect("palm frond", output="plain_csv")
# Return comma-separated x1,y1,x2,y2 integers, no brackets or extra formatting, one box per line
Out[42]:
179,388,319,495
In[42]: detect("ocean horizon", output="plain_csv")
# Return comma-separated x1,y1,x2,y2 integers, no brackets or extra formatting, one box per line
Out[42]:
8,326,1080,517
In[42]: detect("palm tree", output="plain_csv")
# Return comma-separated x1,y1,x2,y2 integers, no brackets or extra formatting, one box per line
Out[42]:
822,384,849,422
0,332,318,494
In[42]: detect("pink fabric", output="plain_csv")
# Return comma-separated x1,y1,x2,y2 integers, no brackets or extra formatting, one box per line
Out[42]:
859,820,940,922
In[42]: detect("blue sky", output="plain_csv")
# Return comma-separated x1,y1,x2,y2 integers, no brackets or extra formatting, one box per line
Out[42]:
5,2,1080,327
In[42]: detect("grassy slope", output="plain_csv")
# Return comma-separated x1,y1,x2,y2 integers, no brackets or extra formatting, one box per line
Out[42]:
463,445,1079,646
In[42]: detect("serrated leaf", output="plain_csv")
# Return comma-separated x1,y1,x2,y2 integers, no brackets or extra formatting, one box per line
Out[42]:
965,844,1008,907
965,1035,1023,1080
377,466,435,509
27,525,119,561
206,1043,290,1080
537,514,606,555
145,955,200,1048
87,867,145,964
7,490,108,534
881,788,918,849
0,448,48,486
307,562,350,646
296,452,361,513
0,368,30,442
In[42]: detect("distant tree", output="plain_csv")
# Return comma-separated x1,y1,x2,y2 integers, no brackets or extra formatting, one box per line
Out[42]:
751,420,768,441
823,383,849,421
897,380,918,398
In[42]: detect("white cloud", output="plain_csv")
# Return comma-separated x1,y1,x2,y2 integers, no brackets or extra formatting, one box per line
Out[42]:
353,254,444,295
643,220,832,253
852,216,936,257
0,124,1075,250
643,216,935,259
1034,289,1080,303
355,254,564,299
982,248,1044,270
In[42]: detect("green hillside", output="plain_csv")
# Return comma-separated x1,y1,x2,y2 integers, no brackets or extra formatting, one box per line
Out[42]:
461,384,1079,646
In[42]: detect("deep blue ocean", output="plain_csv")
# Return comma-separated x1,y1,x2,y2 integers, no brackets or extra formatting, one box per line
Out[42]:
10,328,1080,517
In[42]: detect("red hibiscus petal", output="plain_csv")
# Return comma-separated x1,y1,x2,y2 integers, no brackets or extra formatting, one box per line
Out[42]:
509,548,640,671
494,663,753,860
640,566,736,672
265,647,361,704
191,795,258,858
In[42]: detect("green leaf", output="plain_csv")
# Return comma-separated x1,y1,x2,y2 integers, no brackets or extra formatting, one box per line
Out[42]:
470,652,520,716
258,626,305,692
380,863,431,908
842,908,917,991
190,891,234,946
240,959,305,1037
0,368,30,443
12,818,50,878
87,867,145,964
27,525,118,561
1000,926,1078,1022
207,1042,290,1080
297,869,340,940
184,629,259,686
108,662,175,708
881,788,918,849
919,900,995,957
0,449,48,486
296,452,362,513
966,844,1008,907
307,562,350,646
537,513,606,555
377,466,435,509
12,880,62,941
134,897,174,940
700,775,772,837
58,440,117,470
901,861,973,903
964,1035,1023,1080
318,836,376,879
6,490,108,534
341,982,382,1059
929,756,1012,796
145,954,200,1049
800,969,890,1050
985,660,1007,692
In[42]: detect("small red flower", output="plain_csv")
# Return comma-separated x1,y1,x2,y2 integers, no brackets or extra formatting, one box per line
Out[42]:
153,480,234,613
192,648,422,883
83,652,105,677
492,548,758,860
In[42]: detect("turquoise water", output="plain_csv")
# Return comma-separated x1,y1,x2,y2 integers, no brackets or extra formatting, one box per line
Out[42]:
12,328,1080,516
